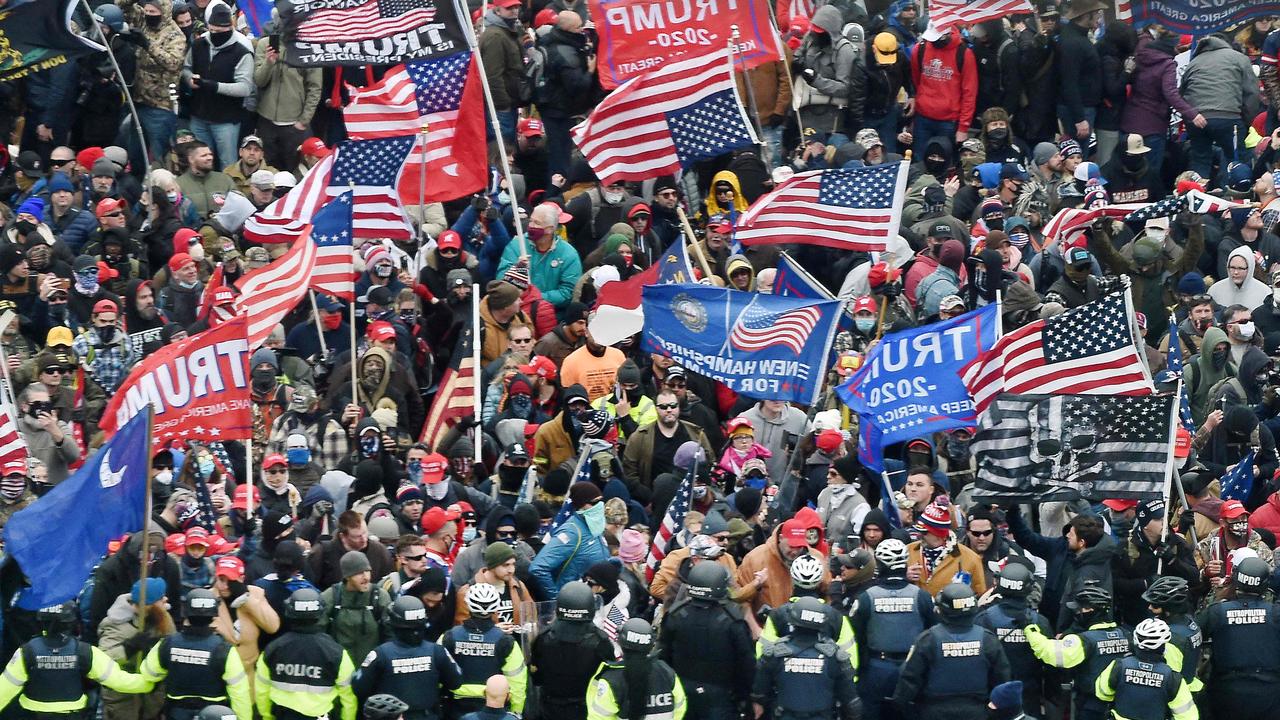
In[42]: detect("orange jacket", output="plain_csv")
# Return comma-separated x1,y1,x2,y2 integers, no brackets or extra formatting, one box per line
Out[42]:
906,536,988,598
735,525,830,613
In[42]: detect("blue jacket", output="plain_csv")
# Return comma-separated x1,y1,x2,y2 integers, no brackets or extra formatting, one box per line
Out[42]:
454,205,513,284
528,513,609,599
44,205,98,255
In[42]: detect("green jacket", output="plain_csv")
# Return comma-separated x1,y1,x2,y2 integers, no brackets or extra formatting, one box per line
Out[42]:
319,584,391,664
176,170,236,220
253,38,323,125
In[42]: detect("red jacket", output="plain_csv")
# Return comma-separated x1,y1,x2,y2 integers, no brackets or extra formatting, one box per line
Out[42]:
520,286,557,340
910,38,977,127
1252,491,1280,539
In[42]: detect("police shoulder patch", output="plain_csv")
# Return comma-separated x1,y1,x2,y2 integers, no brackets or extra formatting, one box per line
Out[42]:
361,651,377,668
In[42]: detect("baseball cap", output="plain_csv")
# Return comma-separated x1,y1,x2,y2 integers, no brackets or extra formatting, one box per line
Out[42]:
184,526,211,548
437,230,463,250
781,520,809,548
1000,162,1029,182
367,321,397,343
928,222,956,239
938,294,966,311
1067,247,1092,267
1221,499,1249,520
1074,161,1107,186
249,169,275,188
47,327,74,347
92,299,118,316
215,555,245,580
299,137,331,158
239,134,263,149
16,151,42,178
707,214,733,232
169,253,195,272
851,296,877,314
273,171,298,189
518,117,544,137
421,452,448,484
263,453,288,469
95,197,124,218
421,506,461,535
872,32,898,64
505,442,530,463
537,201,572,224
231,483,261,510
518,355,558,381
1101,498,1137,512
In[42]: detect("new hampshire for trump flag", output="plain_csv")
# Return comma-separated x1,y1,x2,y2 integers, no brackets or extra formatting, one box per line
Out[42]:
642,284,841,405
970,394,1176,503
5,410,151,608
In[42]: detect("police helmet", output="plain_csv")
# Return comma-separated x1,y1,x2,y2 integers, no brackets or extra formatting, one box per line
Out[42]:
1133,617,1171,652
686,560,730,601
996,562,1032,599
618,618,654,654
874,538,909,572
389,596,428,629
1067,582,1113,614
196,705,236,720
363,694,410,720
466,583,504,616
1141,576,1189,610
1233,556,1271,593
556,581,595,623
790,554,824,591
935,583,978,621
789,596,828,632
184,588,219,619
37,601,77,625
284,588,325,624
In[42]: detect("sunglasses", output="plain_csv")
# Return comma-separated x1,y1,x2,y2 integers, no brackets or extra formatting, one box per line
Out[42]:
510,337,533,344
656,190,677,197
968,529,994,537
402,553,426,561
656,402,679,410
496,530,517,540
102,212,124,219
41,367,65,375
50,158,73,167
439,247,459,254
665,379,686,388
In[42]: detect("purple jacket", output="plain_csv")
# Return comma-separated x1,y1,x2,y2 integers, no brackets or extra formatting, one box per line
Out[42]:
1120,35,1199,137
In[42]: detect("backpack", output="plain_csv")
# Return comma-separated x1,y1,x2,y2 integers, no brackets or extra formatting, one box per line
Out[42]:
519,45,550,107
913,38,968,80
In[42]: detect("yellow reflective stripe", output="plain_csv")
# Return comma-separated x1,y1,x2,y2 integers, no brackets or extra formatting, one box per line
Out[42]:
503,666,523,678
1171,699,1195,714
96,661,115,684
271,680,334,694
590,698,615,716
1052,642,1066,668
18,696,87,712
168,694,227,701
455,684,485,698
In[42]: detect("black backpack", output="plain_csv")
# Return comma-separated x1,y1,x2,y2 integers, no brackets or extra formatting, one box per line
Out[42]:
519,45,550,107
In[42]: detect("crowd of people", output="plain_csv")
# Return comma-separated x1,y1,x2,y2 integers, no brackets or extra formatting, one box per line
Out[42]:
0,0,1279,716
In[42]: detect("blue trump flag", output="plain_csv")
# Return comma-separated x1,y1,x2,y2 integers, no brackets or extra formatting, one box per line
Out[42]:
642,284,841,405
839,304,1000,472
5,410,151,608
773,251,853,334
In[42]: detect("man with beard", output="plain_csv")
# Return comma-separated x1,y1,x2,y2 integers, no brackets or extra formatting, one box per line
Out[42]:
93,231,144,296
249,348,293,459
623,397,713,495
71,300,136,394
662,364,723,452
176,142,235,220
24,348,107,445
1196,499,1274,599
157,253,203,327
532,301,587,368
17,383,80,484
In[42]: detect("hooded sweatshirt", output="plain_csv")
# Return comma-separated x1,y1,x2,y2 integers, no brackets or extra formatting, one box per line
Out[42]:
1187,326,1234,426
1208,246,1270,310
116,0,186,110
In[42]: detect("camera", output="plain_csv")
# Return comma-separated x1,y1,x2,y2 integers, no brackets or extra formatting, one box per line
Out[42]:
27,401,53,417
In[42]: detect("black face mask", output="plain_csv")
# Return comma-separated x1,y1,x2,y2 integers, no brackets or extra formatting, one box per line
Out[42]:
925,158,947,176
813,31,831,46
209,30,233,46
95,325,116,344
625,387,643,404
251,368,276,393
986,128,1009,148
145,14,162,28
1121,153,1145,172
1212,347,1229,370
14,220,35,236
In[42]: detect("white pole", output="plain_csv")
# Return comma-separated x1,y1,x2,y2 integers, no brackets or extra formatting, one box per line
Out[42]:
466,47,527,256
472,282,482,466
307,290,329,356
80,0,152,182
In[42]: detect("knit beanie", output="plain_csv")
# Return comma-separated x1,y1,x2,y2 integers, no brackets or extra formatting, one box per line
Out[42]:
918,497,952,538
503,258,532,291
1176,272,1206,295
484,541,516,569
340,550,372,578
569,481,602,508
16,197,45,219
733,487,763,519
938,239,966,271
542,468,572,497
619,528,647,563
584,560,620,594
485,280,521,310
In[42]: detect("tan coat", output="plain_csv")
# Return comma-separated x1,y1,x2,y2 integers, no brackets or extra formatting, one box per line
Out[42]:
906,537,988,598
212,584,280,689
735,525,830,613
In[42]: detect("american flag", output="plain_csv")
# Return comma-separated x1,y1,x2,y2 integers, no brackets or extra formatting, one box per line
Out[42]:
571,49,757,185
1185,189,1251,215
343,51,487,205
234,227,319,349
600,599,628,643
190,472,220,533
1040,203,1146,243
646,464,695,582
309,192,359,301
1123,194,1185,225
729,297,822,355
0,400,25,468
548,447,595,534
1164,316,1196,433
419,324,476,449
970,393,1175,502
1220,448,1256,502
962,290,1154,415
927,0,1035,32
735,163,911,252
243,155,333,245
296,0,437,42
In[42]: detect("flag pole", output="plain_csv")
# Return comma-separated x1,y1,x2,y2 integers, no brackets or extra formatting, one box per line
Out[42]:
417,121,430,242
729,25,764,141
465,46,527,256
307,291,329,357
676,207,716,280
350,292,359,420
0,311,20,414
471,282,482,466
245,436,254,521
1156,381,1181,574
136,406,156,610
760,6,805,135
79,0,151,184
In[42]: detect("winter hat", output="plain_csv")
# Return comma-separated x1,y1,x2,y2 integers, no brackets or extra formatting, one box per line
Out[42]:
938,239,966,271
579,409,613,439
131,577,167,604
91,157,116,178
16,197,45,219
1135,499,1165,528
733,487,763,519
584,560,620,594
0,245,24,276
513,504,540,537
503,258,532,291
1176,272,1206,295
990,681,1023,711
507,375,532,397
702,511,729,536
446,268,472,289
484,541,516,568
542,468,572,496
485,280,521,310
1058,138,1082,158
616,360,642,385
340,550,372,578
1032,142,1058,167
48,173,75,194
673,441,706,471
619,529,647,563
979,196,1004,220
832,455,860,484
262,510,295,541
396,484,423,504
569,481,602,508
251,346,279,371
918,498,952,537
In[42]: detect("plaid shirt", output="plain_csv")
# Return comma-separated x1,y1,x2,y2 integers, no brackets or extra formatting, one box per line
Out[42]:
268,411,350,472
71,327,137,394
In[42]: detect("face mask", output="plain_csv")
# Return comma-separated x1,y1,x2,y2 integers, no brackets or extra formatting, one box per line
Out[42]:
189,244,205,262
510,394,532,415
426,480,449,500
251,368,276,393
854,318,876,333
743,472,767,490
0,484,24,501
322,312,342,330
209,29,232,46
287,448,311,465
399,311,417,326
166,190,179,203
374,264,394,278
925,158,947,177
95,325,116,344
1229,521,1250,537
946,438,970,461
145,13,162,27
986,215,1005,232
1212,347,1229,370
986,128,1009,147
603,190,624,204
1009,231,1030,248
14,220,35,236
693,485,708,500
1237,322,1256,341
813,31,831,46
527,226,547,243
75,271,100,295
462,527,478,543
197,458,215,477
497,191,511,205
579,502,606,536
154,470,173,486
1121,153,1145,171
408,460,423,483
360,434,380,456
180,24,193,39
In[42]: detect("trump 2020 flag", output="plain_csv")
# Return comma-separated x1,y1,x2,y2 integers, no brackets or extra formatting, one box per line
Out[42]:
969,393,1176,503
642,284,841,405
5,410,151,608
840,304,1000,472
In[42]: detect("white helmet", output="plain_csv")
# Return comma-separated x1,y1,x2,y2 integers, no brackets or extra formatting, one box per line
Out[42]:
875,539,909,571
790,554,825,590
466,583,504,616
1133,617,1171,651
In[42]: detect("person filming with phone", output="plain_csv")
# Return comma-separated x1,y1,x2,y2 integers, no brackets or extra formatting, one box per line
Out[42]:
18,382,80,485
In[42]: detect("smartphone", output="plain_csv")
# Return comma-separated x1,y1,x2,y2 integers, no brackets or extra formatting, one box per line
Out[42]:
269,34,280,51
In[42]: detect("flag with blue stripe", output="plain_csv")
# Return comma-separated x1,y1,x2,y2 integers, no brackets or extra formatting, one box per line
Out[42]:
1164,317,1196,433
772,251,852,333
1221,449,1255,503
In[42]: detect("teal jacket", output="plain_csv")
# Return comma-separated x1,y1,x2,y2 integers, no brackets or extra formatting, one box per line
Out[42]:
497,235,582,309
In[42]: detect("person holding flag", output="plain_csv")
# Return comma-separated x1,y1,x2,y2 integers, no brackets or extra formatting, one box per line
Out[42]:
527,482,610,598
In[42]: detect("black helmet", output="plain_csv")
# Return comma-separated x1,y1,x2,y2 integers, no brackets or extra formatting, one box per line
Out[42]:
196,705,236,720
184,588,219,619
686,561,729,602
618,618,654,653
285,588,324,624
935,583,978,621
37,601,77,626
1141,576,1189,610
363,694,410,720
556,581,595,623
389,596,427,629
1068,582,1113,614
789,596,828,632
996,563,1032,599
1233,556,1270,593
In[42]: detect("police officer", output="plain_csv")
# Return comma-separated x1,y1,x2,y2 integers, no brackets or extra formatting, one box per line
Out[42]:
656,561,754,720
1142,576,1202,696
1197,557,1280,720
0,601,152,715
255,587,358,720
354,596,463,719
752,596,861,720
587,618,687,720
1095,618,1198,720
757,555,857,670
365,694,411,720
1023,584,1130,720
850,538,935,720
892,583,1010,720
975,563,1050,715
441,584,527,719
197,704,236,719
141,588,252,719
530,581,615,720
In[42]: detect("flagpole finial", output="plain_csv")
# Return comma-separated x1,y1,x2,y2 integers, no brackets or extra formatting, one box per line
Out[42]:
730,24,741,40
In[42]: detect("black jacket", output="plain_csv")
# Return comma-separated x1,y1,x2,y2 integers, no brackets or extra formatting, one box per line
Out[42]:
537,29,597,118
1054,22,1103,126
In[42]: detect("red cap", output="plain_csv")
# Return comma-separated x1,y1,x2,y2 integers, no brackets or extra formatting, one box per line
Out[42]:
299,137,331,158
532,6,558,26
95,198,124,219
421,506,461,535
208,535,238,556
212,287,235,306
518,117,545,137
367,321,397,343
168,253,194,272
437,230,463,251
851,296,877,314
866,262,901,289
231,483,261,510
781,519,809,548
421,452,448,484
173,228,201,255
215,555,245,580
164,533,186,555
809,22,826,33
2,459,27,476
537,201,572,225
1101,498,1138,512
77,147,105,171
815,429,843,454
518,355,557,381
493,0,520,8
92,299,118,316
1221,499,1249,520
184,526,211,547
263,453,288,469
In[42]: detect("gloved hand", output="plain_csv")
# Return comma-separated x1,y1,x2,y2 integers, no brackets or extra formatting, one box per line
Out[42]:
764,114,785,128
122,633,157,657
801,68,817,82
471,193,490,212
1157,542,1179,562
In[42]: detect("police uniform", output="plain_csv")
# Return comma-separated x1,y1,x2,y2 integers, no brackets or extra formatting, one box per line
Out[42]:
140,629,252,719
353,636,464,720
586,658,686,720
254,627,357,720
657,597,755,720
849,579,934,720
0,634,152,716
1164,613,1203,694
757,598,858,671
752,634,859,720
1095,653,1197,720
891,621,1010,720
440,619,527,719
1024,622,1130,720
1198,594,1280,720
975,600,1050,712
530,620,616,720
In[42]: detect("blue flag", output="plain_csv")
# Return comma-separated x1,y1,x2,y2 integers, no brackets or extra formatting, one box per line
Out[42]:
642,284,842,405
653,239,697,285
1221,449,1255,503
5,411,151,608
1164,317,1196,433
839,304,1000,472
772,252,853,334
